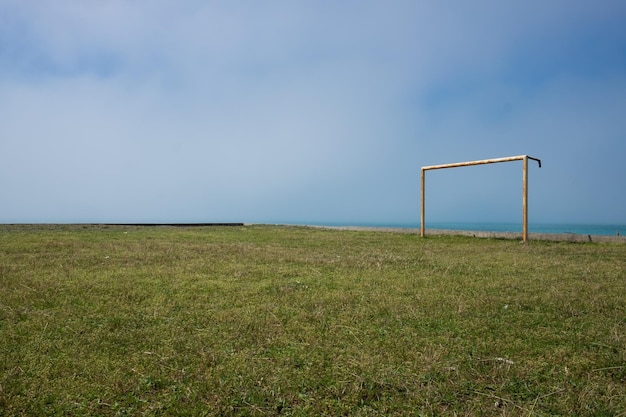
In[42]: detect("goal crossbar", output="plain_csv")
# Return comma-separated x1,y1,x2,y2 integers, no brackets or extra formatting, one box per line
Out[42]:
420,155,541,241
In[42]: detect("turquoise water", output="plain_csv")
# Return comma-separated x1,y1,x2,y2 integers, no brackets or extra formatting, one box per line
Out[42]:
426,222,625,236
308,222,626,236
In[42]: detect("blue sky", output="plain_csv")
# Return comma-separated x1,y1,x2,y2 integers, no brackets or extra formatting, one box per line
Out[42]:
1,1,625,225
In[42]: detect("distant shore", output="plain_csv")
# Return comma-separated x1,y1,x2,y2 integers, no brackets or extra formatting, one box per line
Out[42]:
301,224,626,243
1,223,624,243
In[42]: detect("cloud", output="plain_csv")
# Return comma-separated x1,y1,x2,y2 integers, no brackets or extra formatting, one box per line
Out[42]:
1,1,625,223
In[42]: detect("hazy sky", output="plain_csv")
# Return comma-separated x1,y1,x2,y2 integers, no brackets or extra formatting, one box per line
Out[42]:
2,1,626,225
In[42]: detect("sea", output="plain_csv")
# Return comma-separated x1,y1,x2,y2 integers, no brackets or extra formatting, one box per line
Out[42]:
425,222,625,237
307,222,626,237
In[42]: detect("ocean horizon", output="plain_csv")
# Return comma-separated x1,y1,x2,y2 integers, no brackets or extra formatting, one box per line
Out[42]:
3,222,624,237
304,222,626,237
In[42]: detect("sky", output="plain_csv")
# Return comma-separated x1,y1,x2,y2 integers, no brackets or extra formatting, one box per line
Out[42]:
1,1,626,226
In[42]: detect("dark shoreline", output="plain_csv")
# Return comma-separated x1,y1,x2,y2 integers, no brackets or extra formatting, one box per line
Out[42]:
105,223,245,227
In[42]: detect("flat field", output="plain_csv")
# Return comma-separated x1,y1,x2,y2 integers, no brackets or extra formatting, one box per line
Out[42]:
0,224,624,416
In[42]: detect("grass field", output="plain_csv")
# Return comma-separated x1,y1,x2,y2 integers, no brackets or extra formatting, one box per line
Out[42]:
0,224,624,416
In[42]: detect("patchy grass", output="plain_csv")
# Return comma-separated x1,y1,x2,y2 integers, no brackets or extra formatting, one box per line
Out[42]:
0,224,624,416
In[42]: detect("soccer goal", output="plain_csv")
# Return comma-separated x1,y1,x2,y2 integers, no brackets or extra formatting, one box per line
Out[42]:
420,155,542,241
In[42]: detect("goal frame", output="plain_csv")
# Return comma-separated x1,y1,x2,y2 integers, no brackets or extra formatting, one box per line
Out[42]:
420,155,542,241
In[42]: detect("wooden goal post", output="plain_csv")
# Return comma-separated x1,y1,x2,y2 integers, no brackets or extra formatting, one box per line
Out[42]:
420,155,541,241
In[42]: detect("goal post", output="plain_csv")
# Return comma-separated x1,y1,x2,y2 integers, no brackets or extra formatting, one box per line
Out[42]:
420,155,542,241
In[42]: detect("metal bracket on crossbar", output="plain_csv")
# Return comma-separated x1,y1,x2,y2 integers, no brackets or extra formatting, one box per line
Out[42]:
420,155,542,241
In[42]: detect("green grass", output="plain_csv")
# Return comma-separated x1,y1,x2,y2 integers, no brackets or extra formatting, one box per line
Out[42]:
1,224,624,416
